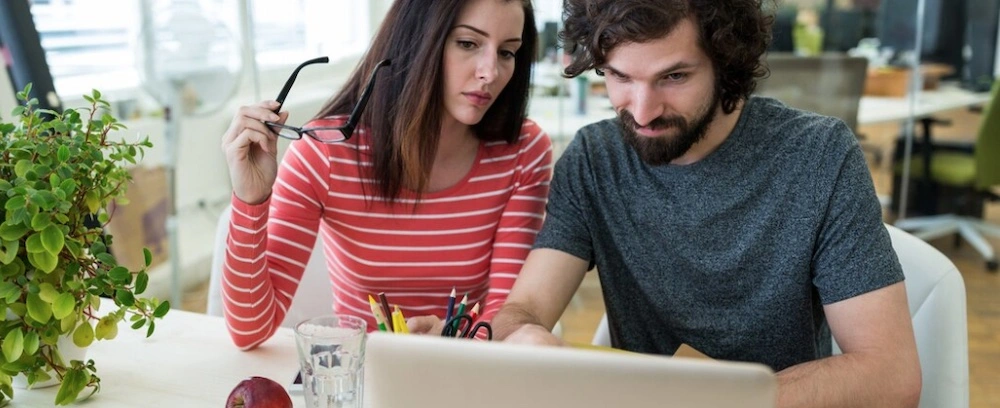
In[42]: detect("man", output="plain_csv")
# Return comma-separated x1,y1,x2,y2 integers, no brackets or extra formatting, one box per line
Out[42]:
491,0,921,406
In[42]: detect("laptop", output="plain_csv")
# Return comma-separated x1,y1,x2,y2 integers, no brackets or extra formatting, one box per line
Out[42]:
363,333,776,408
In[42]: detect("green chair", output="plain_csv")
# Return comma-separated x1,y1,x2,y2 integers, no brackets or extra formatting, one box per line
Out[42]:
893,81,1000,272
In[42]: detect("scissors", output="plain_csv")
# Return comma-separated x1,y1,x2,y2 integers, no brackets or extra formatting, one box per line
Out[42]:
441,314,493,340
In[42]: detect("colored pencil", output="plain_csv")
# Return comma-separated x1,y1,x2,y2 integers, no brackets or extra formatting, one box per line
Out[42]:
368,295,388,332
444,288,457,328
378,292,394,332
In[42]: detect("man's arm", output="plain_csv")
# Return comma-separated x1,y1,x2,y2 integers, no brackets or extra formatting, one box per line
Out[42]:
776,282,921,408
492,249,590,344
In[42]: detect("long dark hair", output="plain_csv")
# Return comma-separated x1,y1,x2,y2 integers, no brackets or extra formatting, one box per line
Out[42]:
315,0,537,202
561,0,771,114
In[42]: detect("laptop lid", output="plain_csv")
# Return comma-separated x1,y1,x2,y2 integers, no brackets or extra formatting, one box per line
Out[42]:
363,333,776,408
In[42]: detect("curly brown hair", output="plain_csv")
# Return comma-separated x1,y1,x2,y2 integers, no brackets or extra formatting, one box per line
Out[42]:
561,0,773,114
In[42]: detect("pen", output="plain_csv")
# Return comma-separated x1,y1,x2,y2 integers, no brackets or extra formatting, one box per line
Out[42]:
368,295,388,332
444,288,456,328
378,292,394,332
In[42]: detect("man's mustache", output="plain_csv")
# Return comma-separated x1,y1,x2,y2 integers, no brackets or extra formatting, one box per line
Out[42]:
619,110,686,131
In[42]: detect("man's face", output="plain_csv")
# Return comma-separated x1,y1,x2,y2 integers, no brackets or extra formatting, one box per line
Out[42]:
601,18,719,165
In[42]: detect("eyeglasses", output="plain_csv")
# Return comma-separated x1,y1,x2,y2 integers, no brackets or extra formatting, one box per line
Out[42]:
266,57,391,144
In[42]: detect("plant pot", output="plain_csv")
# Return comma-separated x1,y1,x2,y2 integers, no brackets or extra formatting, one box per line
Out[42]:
11,334,89,390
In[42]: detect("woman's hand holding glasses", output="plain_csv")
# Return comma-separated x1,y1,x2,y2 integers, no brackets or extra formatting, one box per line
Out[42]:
221,100,289,205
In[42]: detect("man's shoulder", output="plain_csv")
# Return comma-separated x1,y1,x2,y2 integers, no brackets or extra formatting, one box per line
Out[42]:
748,96,858,156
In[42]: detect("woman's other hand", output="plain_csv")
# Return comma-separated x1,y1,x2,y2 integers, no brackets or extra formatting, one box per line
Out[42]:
406,315,448,335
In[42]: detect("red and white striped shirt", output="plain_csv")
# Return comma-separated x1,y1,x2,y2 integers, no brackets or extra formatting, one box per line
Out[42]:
222,118,552,349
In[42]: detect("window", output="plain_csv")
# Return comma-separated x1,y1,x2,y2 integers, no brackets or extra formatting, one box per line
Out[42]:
28,0,372,100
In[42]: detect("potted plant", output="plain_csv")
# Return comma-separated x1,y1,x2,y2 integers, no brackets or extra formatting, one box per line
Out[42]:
0,84,170,405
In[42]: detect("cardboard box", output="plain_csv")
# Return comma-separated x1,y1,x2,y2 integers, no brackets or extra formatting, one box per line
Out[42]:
105,166,170,271
864,64,957,97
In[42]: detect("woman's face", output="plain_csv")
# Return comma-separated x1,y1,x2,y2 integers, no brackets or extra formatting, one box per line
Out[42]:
440,0,524,129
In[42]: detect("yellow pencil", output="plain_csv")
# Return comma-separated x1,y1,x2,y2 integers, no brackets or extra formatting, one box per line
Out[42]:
393,305,409,334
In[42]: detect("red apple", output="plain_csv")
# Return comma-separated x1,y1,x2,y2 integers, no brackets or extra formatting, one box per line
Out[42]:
225,376,293,408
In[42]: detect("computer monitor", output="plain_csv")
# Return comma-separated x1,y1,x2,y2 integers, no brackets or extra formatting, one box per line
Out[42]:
876,0,965,79
364,333,777,408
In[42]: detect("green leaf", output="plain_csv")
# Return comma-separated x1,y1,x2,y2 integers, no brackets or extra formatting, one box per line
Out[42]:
0,240,18,265
38,283,59,302
145,321,156,338
84,190,100,214
25,233,44,253
3,196,25,212
95,253,116,267
90,241,107,255
40,224,65,255
30,212,52,231
109,266,130,284
134,271,149,295
115,290,134,307
143,248,152,267
95,316,118,340
57,145,70,162
54,366,88,405
22,331,39,356
0,282,20,303
25,292,52,323
27,251,58,274
0,223,29,241
52,293,76,320
1,329,24,363
60,314,76,333
130,318,146,330
13,160,31,178
153,301,170,318
72,321,94,348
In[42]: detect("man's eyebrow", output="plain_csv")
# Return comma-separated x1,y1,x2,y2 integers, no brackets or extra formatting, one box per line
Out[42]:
604,61,698,78
452,24,522,43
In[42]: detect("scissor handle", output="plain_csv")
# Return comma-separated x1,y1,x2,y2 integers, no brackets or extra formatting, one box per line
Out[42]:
442,314,474,337
466,322,493,340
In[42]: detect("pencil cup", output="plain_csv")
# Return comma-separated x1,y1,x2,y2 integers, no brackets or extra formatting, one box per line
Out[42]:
294,315,367,408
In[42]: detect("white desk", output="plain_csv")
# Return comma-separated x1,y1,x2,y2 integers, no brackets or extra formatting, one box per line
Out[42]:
9,304,302,407
528,84,992,140
858,85,991,125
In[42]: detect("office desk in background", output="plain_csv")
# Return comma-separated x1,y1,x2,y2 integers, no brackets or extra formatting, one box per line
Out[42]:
10,301,302,407
528,84,992,143
858,85,992,125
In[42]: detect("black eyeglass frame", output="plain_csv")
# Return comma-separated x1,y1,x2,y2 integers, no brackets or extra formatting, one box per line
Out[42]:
265,58,391,144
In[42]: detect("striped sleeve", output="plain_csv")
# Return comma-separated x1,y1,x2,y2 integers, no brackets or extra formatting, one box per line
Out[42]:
222,138,329,350
478,121,553,326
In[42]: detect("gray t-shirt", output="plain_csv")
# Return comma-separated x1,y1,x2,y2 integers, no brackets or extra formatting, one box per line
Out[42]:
535,96,903,371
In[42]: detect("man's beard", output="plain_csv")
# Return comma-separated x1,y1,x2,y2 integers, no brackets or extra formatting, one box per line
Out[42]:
618,91,719,166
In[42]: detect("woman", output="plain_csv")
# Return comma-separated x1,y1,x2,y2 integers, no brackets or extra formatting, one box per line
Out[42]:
220,0,550,349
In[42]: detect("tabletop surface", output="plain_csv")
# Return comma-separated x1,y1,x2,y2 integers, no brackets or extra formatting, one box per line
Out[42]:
9,301,303,407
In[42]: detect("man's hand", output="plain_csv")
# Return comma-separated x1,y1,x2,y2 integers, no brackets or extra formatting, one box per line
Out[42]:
502,323,564,346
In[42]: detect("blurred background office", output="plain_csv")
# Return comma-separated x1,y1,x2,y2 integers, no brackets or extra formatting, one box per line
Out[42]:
1,0,997,406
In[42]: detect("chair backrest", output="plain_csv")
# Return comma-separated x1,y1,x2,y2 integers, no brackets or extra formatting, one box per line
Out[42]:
591,224,968,408
206,206,334,328
756,53,868,133
974,80,1000,189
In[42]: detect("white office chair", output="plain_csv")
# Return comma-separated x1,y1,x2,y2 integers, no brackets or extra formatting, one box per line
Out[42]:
591,224,969,408
206,205,333,328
